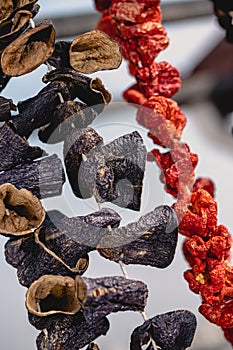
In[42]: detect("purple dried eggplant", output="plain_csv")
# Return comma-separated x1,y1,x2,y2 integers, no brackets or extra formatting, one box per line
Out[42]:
5,208,121,287
11,81,72,138
79,131,147,211
97,205,178,268
0,123,45,171
38,101,97,144
130,310,197,350
0,154,65,199
64,128,103,198
47,40,71,70
36,314,109,350
43,68,111,114
0,96,16,121
27,275,148,330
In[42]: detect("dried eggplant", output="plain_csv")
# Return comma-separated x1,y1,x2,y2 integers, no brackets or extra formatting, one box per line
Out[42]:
47,40,71,70
36,314,110,350
0,154,65,199
0,123,45,171
0,0,38,23
38,101,97,144
69,30,122,74
0,96,16,121
79,131,147,211
11,81,72,138
97,205,178,268
43,68,111,114
1,23,55,76
5,208,121,287
0,183,45,236
64,128,103,198
27,275,148,330
130,310,197,350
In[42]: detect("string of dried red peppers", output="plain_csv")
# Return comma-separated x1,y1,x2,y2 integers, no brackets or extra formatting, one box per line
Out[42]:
94,0,233,346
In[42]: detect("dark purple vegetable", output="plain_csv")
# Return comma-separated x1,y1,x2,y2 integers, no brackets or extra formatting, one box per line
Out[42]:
0,96,16,121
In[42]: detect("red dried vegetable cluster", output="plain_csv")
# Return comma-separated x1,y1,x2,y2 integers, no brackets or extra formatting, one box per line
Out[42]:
95,0,233,346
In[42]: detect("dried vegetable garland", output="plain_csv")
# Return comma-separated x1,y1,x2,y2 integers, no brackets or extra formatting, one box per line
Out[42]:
94,0,233,346
0,1,201,349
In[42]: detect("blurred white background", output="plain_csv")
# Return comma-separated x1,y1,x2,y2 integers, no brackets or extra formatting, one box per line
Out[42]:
0,1,233,349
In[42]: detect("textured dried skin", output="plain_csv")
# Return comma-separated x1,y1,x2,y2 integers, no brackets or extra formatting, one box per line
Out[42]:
130,310,197,350
64,128,103,198
0,10,33,51
43,68,111,114
79,131,147,211
26,275,86,317
0,96,16,121
28,275,147,330
0,0,38,23
47,40,71,70
69,30,122,74
1,23,55,76
0,66,10,93
4,208,121,287
0,183,45,236
97,205,178,268
11,81,72,138
38,101,97,144
0,0,14,23
0,154,65,199
0,123,45,171
36,315,110,350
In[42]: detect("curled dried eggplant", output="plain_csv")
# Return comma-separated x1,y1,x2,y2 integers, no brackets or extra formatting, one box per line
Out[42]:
1,23,55,76
64,128,103,197
130,310,197,350
0,123,45,171
43,68,111,113
79,131,147,211
38,101,97,144
97,205,178,268
47,40,71,70
11,81,72,138
0,183,45,236
36,314,110,350
5,208,121,286
0,0,38,23
27,275,148,330
0,154,65,199
69,30,122,74
0,96,16,121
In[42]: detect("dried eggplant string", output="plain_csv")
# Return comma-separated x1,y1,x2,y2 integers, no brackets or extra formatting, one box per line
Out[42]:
95,0,233,346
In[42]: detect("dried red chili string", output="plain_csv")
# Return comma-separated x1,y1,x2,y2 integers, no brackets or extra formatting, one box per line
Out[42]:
94,0,233,345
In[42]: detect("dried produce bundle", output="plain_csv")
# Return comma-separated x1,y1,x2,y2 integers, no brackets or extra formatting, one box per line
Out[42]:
26,274,148,329
95,0,233,346
0,183,45,236
0,154,65,199
5,208,121,286
130,310,197,350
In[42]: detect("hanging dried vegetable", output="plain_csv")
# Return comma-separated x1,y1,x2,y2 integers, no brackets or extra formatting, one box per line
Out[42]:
130,310,197,350
0,183,45,236
0,96,16,121
97,205,178,268
0,0,38,23
0,154,65,199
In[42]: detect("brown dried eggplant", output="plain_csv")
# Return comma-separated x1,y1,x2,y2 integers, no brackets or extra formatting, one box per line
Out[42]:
4,208,121,286
64,128,103,197
0,123,45,171
0,154,65,199
36,314,110,350
130,310,197,350
97,205,178,268
38,101,97,144
1,23,55,76
0,183,45,236
11,81,72,138
69,30,122,74
0,0,38,23
43,68,111,114
0,96,16,121
79,131,147,211
27,275,148,329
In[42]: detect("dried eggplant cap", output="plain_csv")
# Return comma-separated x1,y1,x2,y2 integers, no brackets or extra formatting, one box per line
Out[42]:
0,183,45,236
1,23,55,76
69,30,122,74
26,275,86,316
